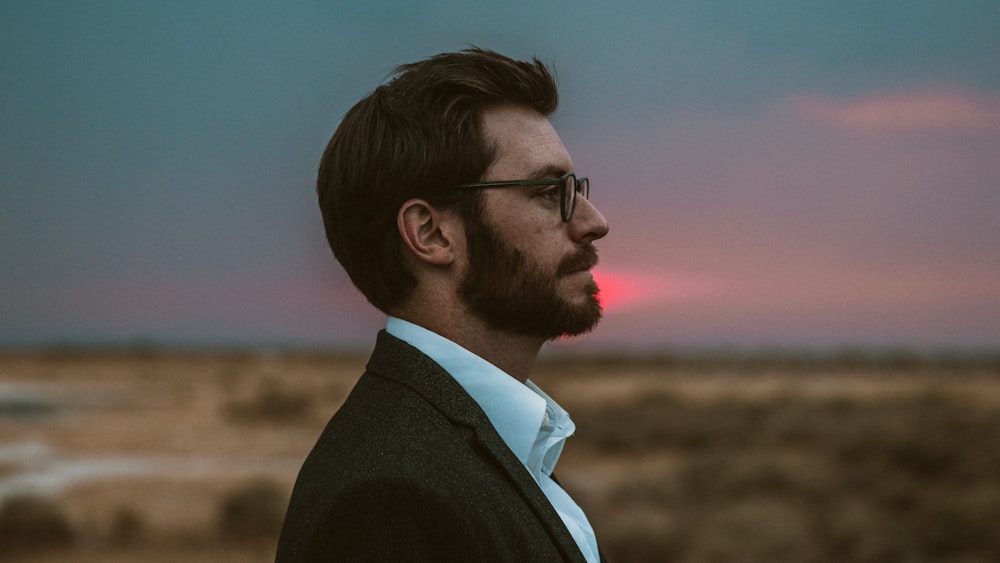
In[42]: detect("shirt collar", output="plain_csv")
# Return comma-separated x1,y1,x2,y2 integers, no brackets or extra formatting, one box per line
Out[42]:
385,316,550,465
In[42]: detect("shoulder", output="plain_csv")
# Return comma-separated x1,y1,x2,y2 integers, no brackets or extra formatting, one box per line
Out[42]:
296,477,490,562
278,370,485,557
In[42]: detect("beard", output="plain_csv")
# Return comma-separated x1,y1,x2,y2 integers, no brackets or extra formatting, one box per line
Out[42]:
458,216,603,341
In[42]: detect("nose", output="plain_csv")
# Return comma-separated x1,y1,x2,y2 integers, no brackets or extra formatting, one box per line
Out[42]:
569,195,609,243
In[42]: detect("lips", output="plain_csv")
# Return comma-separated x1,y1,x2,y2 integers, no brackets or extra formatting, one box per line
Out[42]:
557,245,599,277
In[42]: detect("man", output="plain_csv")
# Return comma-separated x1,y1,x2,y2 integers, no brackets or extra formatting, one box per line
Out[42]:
276,47,610,562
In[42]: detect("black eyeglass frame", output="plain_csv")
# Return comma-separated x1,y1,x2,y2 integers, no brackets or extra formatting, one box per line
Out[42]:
436,172,589,222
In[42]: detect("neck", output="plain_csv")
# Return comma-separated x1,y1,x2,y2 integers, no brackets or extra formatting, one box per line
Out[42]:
392,310,543,383
449,324,544,383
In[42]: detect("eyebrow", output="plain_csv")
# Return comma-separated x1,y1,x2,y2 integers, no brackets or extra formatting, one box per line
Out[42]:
526,164,570,179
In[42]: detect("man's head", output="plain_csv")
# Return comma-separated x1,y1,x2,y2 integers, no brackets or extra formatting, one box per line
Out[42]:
318,47,558,312
318,48,609,339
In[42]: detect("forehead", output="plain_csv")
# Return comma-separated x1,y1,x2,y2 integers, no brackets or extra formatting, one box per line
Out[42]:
481,105,573,180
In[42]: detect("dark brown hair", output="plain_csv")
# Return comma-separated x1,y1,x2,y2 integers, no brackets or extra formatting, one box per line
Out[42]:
317,47,559,312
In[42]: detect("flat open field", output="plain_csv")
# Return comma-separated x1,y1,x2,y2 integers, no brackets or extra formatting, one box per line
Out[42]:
1,349,998,562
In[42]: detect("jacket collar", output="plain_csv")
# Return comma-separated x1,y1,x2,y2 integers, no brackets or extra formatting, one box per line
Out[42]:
365,330,588,563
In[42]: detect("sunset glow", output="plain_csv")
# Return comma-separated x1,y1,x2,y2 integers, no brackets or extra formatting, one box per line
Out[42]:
592,269,722,312
3,4,997,349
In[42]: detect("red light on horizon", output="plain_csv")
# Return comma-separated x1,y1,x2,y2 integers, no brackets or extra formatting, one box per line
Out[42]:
592,268,722,312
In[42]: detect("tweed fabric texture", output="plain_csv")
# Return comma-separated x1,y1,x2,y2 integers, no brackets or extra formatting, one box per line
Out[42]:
275,331,592,562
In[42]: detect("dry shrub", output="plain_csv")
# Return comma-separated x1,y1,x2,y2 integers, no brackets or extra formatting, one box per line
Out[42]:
686,499,818,563
825,498,916,562
598,508,685,563
572,377,1000,562
576,391,755,452
218,480,288,541
914,486,1000,557
226,378,313,422
110,506,145,545
0,494,74,552
679,451,831,504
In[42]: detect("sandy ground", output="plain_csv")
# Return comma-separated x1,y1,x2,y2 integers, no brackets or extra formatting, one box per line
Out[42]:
0,351,363,561
1,350,997,561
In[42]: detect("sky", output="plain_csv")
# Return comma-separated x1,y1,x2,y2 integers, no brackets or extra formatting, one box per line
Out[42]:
2,1,998,352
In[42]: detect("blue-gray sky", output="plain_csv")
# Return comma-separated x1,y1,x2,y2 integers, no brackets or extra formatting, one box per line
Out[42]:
2,1,999,350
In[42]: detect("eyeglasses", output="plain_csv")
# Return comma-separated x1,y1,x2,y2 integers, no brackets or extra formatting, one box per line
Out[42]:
438,172,589,222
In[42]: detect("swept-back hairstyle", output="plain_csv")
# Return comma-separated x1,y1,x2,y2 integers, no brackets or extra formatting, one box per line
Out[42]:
317,47,559,312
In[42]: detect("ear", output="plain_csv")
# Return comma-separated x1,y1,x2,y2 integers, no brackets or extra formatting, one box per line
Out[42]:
397,199,460,266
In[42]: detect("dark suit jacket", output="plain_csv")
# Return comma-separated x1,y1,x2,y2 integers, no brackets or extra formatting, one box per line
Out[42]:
275,331,600,562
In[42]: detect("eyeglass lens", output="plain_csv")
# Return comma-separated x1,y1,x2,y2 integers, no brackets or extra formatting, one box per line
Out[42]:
561,174,590,222
561,175,574,222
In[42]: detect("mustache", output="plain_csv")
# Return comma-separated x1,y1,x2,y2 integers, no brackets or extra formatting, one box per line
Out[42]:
556,245,599,277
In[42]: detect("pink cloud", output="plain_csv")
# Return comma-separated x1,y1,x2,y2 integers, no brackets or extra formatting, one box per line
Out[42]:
791,90,1000,132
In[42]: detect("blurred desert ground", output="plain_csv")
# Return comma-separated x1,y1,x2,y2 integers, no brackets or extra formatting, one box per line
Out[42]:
1,347,998,562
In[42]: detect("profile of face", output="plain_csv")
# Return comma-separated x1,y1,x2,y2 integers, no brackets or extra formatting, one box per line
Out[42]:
458,106,610,340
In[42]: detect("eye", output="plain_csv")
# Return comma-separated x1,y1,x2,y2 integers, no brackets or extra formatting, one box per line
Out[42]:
537,184,560,202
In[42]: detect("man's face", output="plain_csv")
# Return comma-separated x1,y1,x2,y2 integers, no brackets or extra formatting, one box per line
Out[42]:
458,105,610,340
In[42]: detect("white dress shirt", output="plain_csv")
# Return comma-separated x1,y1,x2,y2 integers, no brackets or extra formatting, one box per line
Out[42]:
386,317,600,563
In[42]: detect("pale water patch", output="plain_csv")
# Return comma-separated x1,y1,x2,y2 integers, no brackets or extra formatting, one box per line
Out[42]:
0,384,59,419
0,380,304,504
0,440,301,503
0,382,117,420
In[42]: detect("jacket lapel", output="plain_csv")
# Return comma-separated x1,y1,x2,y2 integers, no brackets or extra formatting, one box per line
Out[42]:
366,331,587,563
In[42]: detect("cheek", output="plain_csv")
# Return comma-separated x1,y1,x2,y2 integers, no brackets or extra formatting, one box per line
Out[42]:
507,226,552,254
482,197,566,266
